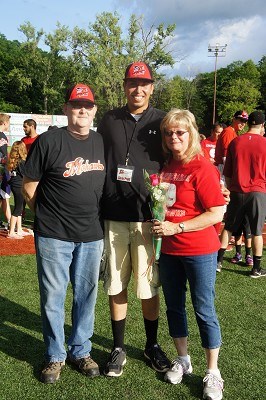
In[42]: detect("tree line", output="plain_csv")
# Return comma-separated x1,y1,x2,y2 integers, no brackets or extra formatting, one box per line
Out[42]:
0,11,265,133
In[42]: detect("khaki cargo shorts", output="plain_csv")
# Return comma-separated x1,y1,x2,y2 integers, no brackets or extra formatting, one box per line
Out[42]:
101,220,160,299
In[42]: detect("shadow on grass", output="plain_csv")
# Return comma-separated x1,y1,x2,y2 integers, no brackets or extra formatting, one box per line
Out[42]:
0,295,44,378
226,267,252,276
0,295,145,381
153,366,203,398
222,256,252,276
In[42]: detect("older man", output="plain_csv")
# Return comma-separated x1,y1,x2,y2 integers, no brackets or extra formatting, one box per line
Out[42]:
22,83,105,383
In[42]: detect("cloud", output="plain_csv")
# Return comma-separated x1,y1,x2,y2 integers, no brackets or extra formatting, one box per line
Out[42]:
115,0,266,77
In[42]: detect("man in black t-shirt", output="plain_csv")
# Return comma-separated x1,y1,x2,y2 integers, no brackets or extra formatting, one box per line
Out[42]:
22,84,106,384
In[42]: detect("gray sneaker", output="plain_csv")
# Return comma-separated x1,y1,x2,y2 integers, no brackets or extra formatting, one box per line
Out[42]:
164,356,193,384
216,262,222,273
203,373,224,400
41,361,65,384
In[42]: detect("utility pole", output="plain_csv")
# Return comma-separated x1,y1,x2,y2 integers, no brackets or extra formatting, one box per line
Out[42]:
208,43,227,124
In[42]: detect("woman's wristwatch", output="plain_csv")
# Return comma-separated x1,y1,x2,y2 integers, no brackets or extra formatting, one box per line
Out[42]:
179,222,185,233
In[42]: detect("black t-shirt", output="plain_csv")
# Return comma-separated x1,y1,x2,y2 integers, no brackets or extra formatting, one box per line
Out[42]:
9,160,25,188
0,131,8,186
0,131,8,162
98,105,166,222
24,127,106,242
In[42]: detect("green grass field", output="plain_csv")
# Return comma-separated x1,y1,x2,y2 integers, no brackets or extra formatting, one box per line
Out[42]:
0,246,265,400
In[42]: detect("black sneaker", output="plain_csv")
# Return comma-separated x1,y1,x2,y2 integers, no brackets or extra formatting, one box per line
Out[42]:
104,347,126,377
144,344,170,372
250,268,266,278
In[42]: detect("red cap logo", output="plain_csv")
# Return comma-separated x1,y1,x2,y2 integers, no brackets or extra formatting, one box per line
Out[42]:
125,62,154,81
67,84,95,103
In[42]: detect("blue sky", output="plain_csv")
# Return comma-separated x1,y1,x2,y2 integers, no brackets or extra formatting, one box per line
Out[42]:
1,0,266,77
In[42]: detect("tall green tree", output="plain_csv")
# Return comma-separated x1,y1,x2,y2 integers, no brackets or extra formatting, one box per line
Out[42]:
69,12,176,120
0,34,31,112
18,22,78,114
188,60,262,131
257,56,266,111
216,60,261,122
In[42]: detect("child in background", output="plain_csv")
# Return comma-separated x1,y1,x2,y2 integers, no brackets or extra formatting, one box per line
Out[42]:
7,141,29,239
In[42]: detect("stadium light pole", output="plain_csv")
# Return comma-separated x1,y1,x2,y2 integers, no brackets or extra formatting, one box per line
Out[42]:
208,43,227,124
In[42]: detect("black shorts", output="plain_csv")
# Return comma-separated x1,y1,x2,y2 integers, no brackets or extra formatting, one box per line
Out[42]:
224,191,266,236
232,214,251,239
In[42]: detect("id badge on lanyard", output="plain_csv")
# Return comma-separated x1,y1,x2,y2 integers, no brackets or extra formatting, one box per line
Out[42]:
117,164,135,182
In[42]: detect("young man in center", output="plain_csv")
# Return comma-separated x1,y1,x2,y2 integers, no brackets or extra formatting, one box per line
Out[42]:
97,61,170,377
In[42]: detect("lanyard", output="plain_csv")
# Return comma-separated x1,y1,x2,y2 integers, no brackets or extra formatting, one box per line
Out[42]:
122,118,138,166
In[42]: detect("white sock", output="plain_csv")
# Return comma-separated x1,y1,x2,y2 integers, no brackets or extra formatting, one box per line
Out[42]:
178,355,191,365
206,368,221,378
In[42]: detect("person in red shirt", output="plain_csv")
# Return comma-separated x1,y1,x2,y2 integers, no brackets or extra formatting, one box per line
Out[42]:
214,110,253,271
217,111,266,278
214,110,248,178
21,119,39,152
152,109,225,400
201,123,224,163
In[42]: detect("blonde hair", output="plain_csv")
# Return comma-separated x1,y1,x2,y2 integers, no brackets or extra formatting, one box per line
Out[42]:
7,141,27,171
160,108,202,164
0,113,10,125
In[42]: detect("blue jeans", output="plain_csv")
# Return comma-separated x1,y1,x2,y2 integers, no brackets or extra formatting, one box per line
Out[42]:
159,252,221,349
35,234,103,362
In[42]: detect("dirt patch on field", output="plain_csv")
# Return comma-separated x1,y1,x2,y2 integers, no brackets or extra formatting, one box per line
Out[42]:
0,229,35,256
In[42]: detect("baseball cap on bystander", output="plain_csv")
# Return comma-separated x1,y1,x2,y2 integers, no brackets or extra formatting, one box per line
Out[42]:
233,110,248,121
248,111,265,125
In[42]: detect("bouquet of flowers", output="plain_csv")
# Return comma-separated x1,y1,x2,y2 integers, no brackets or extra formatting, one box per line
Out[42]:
144,169,169,260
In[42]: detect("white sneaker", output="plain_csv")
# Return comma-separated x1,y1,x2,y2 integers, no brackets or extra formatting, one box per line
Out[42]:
203,372,224,400
216,262,222,273
164,356,193,384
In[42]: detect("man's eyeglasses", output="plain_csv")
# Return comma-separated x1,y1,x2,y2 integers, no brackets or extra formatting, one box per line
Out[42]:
164,130,188,137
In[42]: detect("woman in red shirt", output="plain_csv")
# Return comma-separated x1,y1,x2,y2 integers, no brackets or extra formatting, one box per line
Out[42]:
152,109,225,400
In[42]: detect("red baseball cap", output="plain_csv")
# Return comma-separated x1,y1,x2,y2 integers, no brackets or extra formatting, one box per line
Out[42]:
124,62,154,82
65,83,95,104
